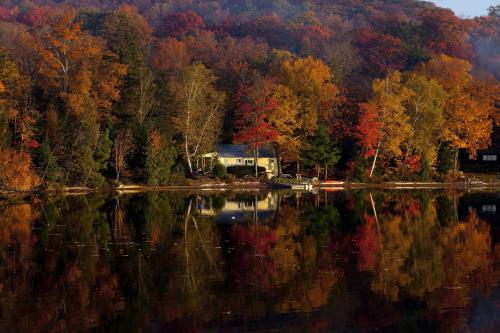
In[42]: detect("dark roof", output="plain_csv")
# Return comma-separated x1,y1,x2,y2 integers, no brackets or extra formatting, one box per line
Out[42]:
217,144,276,158
478,143,500,154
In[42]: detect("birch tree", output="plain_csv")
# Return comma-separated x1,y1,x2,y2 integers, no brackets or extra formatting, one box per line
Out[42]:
170,62,225,174
357,71,413,178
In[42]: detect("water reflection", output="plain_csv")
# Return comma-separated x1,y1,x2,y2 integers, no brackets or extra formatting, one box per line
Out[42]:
0,190,498,332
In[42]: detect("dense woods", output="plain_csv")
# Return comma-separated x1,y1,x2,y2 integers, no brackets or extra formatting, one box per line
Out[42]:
0,0,499,190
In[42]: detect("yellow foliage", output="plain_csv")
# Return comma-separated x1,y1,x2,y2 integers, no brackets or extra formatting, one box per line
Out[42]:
278,56,338,137
369,71,414,157
419,55,494,156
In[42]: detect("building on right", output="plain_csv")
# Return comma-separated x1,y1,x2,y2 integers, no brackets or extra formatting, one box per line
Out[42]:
461,126,500,173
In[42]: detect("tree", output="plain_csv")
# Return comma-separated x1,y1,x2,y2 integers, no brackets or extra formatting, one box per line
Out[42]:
277,56,338,172
145,129,175,185
488,5,500,17
170,63,225,174
418,8,473,61
112,129,133,181
354,30,405,79
301,124,340,179
36,13,125,114
0,148,40,191
152,38,191,74
437,142,455,174
35,13,126,185
357,71,413,178
401,72,448,171
267,84,300,172
0,48,38,151
100,7,154,127
419,55,495,172
156,10,205,38
233,78,279,177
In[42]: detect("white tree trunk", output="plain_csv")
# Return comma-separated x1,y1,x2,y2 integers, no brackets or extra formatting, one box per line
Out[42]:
370,141,381,179
254,147,259,177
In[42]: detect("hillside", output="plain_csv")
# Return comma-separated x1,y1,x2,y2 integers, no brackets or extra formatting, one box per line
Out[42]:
0,1,499,189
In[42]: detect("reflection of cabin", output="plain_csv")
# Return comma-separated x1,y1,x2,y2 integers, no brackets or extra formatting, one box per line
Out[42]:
462,126,500,172
198,193,278,223
203,144,279,178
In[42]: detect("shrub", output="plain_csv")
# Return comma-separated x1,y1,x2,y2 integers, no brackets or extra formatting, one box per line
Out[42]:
226,165,266,178
211,195,226,211
212,162,227,179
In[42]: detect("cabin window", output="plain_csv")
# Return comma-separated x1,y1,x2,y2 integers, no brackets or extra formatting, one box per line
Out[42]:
236,158,243,164
482,205,497,213
482,155,497,161
246,159,254,166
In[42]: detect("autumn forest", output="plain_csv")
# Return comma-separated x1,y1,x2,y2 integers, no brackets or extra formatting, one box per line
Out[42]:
0,0,499,190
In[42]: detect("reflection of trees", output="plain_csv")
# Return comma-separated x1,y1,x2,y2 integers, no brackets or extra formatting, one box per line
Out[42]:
156,196,222,324
358,193,496,317
0,190,497,331
223,200,341,316
0,197,123,332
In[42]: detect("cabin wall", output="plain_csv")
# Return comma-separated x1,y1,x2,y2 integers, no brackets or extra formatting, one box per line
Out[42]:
219,157,278,177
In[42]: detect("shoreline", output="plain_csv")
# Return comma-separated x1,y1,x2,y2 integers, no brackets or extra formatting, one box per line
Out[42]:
2,181,500,198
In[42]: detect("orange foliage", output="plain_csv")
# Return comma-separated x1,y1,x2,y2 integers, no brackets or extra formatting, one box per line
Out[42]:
152,38,191,73
0,148,40,191
36,13,126,116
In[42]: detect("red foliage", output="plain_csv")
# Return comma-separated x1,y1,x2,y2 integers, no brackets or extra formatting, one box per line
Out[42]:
17,6,54,27
233,82,279,149
356,103,381,157
354,29,405,77
327,91,359,138
292,24,333,56
418,8,474,61
356,213,379,272
157,10,205,38
152,37,191,72
0,6,18,21
231,224,278,286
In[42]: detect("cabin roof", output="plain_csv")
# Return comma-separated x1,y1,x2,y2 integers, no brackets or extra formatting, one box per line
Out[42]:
216,144,276,158
478,143,500,154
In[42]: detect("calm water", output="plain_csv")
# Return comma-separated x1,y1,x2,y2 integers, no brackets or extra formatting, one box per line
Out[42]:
0,190,498,332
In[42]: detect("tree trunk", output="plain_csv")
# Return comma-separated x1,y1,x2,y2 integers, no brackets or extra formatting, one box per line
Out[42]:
370,141,381,179
453,148,459,175
325,164,328,180
297,160,300,176
187,156,193,174
185,138,193,174
316,164,320,178
254,147,259,177
274,143,282,177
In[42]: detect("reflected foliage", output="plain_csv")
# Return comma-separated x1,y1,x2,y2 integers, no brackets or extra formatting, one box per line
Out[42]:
0,189,498,331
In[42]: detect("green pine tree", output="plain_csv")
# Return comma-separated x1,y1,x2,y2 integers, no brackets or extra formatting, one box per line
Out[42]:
301,124,341,179
145,131,176,186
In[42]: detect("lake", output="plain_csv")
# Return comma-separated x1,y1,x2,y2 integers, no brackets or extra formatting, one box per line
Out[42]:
0,189,498,332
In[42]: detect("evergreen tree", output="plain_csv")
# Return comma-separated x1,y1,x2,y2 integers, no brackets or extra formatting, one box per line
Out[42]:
437,142,455,174
145,130,175,185
301,125,341,179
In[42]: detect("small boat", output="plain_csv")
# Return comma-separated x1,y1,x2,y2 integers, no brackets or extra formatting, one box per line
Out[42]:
321,180,345,186
323,187,344,192
289,183,313,191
